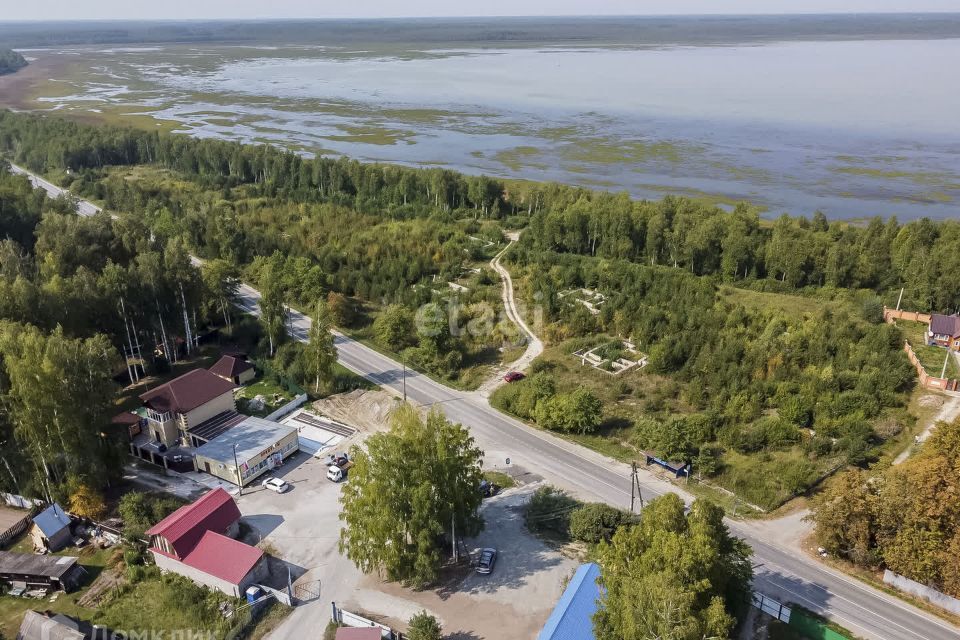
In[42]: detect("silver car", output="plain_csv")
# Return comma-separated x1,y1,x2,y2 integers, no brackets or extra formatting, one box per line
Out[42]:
476,548,497,574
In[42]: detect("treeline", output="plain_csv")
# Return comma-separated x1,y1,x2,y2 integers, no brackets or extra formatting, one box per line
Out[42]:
523,197,960,313
4,109,960,313
813,416,960,598
0,49,27,76
0,110,516,219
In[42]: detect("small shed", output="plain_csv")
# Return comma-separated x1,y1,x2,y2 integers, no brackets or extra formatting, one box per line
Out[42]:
16,610,86,640
0,551,85,592
209,355,256,385
30,504,72,552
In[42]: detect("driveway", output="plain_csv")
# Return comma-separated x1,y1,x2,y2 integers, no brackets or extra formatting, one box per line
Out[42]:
238,456,578,640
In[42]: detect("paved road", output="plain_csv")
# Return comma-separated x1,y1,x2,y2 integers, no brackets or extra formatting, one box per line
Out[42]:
7,161,959,640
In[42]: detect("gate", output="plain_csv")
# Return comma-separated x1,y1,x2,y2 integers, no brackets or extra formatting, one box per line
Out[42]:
294,580,321,603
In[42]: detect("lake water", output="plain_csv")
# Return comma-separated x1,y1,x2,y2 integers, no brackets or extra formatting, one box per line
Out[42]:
16,30,960,219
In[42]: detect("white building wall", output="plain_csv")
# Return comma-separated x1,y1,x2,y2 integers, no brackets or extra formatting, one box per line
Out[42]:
150,550,266,598
183,392,237,430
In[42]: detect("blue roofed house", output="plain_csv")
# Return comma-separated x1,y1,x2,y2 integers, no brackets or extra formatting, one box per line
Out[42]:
538,563,603,640
29,504,72,552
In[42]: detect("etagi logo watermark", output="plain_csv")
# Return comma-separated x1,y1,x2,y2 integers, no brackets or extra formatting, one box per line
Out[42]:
410,293,545,341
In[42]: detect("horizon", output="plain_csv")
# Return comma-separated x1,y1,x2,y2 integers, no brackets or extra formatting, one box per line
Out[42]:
3,0,959,22
4,11,960,23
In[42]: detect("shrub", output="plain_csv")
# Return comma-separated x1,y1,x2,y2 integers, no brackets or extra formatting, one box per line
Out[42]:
569,503,632,544
407,611,442,640
534,389,602,434
525,486,580,539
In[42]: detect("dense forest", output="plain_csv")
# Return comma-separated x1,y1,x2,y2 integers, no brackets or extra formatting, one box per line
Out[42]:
813,415,960,598
2,110,958,312
0,49,27,75
0,109,951,508
0,167,213,503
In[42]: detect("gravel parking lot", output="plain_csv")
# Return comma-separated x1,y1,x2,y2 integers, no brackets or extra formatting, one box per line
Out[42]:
235,453,577,640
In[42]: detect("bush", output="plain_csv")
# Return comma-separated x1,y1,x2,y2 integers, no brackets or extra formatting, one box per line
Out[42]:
534,389,602,434
407,611,442,640
569,503,632,544
525,486,581,539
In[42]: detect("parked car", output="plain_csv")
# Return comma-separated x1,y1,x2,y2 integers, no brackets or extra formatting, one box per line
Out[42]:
261,477,290,493
503,371,525,383
324,452,350,468
476,548,497,574
327,465,347,482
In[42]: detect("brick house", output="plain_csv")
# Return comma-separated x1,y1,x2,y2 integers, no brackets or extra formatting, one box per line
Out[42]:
139,369,237,447
928,314,960,351
146,488,267,597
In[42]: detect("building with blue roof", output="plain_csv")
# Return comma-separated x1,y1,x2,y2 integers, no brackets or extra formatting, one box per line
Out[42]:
29,503,72,552
538,563,603,640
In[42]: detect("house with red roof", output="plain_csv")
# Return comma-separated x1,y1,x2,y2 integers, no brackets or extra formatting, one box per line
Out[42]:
140,368,237,447
146,488,267,597
209,354,256,385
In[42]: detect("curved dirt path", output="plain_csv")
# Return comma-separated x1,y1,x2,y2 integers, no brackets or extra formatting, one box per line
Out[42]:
476,237,544,397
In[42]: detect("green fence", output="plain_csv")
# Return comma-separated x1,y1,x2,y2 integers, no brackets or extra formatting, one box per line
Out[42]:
789,609,851,640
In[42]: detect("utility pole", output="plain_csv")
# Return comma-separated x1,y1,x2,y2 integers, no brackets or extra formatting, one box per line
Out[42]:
941,347,951,380
402,356,407,403
233,444,243,496
896,287,904,311
630,462,644,514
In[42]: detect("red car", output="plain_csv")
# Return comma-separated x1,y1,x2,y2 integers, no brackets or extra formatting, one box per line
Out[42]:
503,371,525,383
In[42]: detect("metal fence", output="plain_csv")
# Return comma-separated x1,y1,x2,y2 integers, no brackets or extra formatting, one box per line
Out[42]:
752,592,791,622
331,602,402,640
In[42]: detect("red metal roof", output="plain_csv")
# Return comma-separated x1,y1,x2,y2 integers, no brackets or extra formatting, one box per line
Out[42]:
180,530,263,585
146,488,241,558
139,368,237,414
335,629,382,640
209,355,254,381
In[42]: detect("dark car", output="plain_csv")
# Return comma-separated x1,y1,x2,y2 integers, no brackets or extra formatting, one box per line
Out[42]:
503,371,525,383
476,548,497,574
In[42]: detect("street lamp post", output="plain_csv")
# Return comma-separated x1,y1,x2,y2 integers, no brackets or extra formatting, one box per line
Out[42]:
233,443,243,496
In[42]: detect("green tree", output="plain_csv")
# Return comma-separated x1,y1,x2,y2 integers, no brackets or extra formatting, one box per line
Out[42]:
569,503,631,544
258,254,287,356
593,494,752,640
407,611,442,640
303,300,337,393
373,304,415,352
339,405,484,587
201,258,240,332
0,323,119,498
327,291,355,327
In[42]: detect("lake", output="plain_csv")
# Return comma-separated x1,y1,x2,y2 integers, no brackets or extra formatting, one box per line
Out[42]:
6,16,960,219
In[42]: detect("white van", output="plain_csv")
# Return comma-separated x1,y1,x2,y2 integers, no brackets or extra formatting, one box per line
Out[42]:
326,465,345,482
